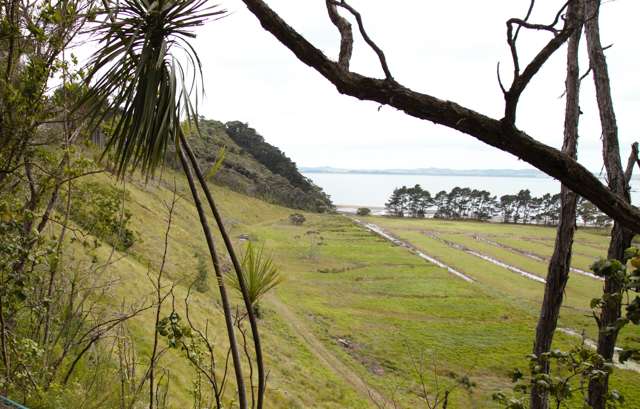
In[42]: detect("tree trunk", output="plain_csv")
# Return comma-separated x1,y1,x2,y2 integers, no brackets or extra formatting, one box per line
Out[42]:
584,1,633,407
178,147,248,409
530,3,583,408
180,135,266,409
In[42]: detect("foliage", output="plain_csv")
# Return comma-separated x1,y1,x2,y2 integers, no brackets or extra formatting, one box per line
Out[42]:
226,242,282,317
589,247,640,363
225,121,333,212
0,178,145,407
435,187,495,221
158,311,192,349
0,0,89,172
193,252,210,293
386,185,432,218
357,207,371,216
80,0,226,177
68,181,135,250
492,346,618,409
289,213,306,225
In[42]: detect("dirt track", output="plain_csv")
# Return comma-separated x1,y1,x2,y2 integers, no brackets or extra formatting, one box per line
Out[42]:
268,294,390,406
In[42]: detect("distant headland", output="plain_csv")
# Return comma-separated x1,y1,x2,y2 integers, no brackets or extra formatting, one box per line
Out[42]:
300,167,548,178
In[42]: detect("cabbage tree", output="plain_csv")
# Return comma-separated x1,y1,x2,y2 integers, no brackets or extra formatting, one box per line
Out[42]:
79,1,265,407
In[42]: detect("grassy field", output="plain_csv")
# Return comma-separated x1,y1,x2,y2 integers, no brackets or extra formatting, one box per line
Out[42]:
67,172,640,408
359,217,640,345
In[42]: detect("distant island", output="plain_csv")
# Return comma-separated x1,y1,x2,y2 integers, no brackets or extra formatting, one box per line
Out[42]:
300,167,548,178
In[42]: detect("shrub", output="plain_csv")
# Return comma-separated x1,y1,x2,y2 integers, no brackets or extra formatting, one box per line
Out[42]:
225,242,282,317
356,207,371,216
193,253,210,293
69,182,135,250
288,213,306,225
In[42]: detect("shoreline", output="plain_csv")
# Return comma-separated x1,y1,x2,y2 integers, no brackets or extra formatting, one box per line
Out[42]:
335,205,387,216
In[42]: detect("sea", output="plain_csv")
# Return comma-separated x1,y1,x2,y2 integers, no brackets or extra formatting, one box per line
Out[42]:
303,172,640,212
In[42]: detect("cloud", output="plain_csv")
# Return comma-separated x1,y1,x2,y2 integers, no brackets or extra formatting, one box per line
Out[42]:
192,0,640,171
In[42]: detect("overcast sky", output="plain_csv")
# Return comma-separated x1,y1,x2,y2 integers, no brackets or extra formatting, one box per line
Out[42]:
189,0,640,171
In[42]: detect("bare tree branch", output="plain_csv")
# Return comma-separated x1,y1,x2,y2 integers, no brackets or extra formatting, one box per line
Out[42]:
149,182,178,409
62,304,153,384
331,0,393,80
513,0,536,42
504,1,576,123
325,0,353,70
624,142,639,183
239,0,640,233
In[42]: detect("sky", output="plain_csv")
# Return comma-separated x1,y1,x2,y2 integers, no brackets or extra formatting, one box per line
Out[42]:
188,0,640,171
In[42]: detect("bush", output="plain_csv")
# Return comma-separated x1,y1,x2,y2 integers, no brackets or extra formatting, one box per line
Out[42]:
288,213,306,225
225,242,282,317
193,253,210,293
356,207,371,216
69,182,135,250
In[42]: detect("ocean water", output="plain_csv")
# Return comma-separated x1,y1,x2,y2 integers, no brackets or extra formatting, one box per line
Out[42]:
304,172,640,208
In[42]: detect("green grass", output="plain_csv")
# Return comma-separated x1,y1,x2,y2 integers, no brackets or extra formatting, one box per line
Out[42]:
361,217,638,338
63,172,640,408
61,171,369,408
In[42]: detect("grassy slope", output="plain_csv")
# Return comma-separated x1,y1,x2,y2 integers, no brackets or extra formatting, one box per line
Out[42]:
81,171,367,408
82,172,640,408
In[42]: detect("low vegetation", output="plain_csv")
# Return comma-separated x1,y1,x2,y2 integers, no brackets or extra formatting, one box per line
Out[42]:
226,241,283,317
357,208,371,216
68,181,136,250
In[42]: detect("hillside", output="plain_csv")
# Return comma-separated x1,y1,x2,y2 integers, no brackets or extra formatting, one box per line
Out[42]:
166,119,333,213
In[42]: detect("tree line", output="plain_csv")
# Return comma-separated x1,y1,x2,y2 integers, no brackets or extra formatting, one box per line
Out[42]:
385,184,612,226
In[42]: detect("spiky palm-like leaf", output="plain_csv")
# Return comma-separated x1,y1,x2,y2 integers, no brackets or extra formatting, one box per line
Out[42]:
226,242,283,306
81,0,225,176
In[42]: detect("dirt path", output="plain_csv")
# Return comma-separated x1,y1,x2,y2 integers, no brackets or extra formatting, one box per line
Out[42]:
267,294,390,407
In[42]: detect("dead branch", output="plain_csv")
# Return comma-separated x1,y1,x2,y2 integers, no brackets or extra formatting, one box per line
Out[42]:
330,0,393,80
325,0,352,70
183,283,225,407
62,303,153,384
504,0,575,123
235,310,256,409
149,182,179,409
624,142,639,183
239,0,640,233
